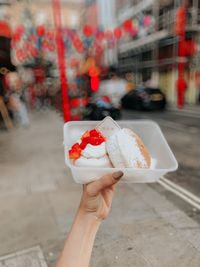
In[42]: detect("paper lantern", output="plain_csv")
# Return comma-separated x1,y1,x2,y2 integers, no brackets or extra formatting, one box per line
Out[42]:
130,27,139,37
114,27,122,39
83,25,93,37
91,76,99,91
36,25,46,37
143,15,152,27
123,20,132,32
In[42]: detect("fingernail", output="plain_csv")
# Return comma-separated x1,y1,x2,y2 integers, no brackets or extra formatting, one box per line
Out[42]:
113,171,124,180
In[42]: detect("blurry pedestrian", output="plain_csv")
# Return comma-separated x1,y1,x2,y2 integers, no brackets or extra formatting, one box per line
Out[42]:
99,70,127,108
6,72,30,127
125,72,135,92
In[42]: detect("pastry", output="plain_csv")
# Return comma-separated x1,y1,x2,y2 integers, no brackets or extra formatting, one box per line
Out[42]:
106,128,151,168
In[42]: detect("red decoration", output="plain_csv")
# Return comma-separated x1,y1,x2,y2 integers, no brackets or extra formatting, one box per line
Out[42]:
83,25,93,37
175,7,186,36
88,66,100,77
16,25,25,35
123,19,133,32
16,49,25,62
96,31,104,41
176,77,187,109
114,27,122,39
36,25,46,37
30,47,38,58
53,0,71,122
91,76,99,91
73,37,84,53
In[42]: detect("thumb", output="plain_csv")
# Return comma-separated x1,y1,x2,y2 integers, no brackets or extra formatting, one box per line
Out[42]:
86,171,123,197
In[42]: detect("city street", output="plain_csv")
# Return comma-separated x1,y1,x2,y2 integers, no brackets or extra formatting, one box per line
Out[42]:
122,108,200,222
0,109,200,266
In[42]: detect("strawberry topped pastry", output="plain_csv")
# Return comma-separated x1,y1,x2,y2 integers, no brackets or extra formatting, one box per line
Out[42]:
69,129,112,168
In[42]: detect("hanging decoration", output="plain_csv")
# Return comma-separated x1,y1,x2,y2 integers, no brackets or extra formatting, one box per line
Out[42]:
11,14,155,65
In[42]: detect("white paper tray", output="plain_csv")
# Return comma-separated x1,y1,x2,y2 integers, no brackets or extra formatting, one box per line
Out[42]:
63,118,178,184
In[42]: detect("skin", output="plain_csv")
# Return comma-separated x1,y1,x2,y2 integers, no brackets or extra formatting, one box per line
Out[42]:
55,171,124,267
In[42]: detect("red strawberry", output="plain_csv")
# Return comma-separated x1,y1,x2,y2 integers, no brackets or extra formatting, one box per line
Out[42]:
89,136,105,146
69,149,81,160
72,143,81,151
80,140,87,150
90,129,99,137
81,130,90,140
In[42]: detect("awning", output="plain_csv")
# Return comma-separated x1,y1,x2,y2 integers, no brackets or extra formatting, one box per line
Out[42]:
119,30,168,54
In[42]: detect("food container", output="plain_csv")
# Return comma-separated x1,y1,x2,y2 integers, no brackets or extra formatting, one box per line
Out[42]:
63,117,178,184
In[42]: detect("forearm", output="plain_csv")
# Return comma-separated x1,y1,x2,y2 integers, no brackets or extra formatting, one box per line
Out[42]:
55,210,101,267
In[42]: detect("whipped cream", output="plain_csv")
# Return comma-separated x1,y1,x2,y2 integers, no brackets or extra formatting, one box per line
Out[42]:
81,142,107,158
75,155,112,167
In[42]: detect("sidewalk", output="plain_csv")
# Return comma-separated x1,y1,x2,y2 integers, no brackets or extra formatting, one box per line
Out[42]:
0,110,200,267
167,104,200,116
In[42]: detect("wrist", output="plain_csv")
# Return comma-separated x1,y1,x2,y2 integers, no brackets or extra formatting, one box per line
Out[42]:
76,209,102,228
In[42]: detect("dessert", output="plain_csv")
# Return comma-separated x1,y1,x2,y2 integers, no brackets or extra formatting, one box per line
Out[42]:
69,129,112,168
69,127,151,169
106,128,151,168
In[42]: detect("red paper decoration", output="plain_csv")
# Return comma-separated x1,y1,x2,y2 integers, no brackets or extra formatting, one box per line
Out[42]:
91,76,99,91
123,19,133,32
83,25,93,37
114,27,122,39
96,31,104,41
175,7,186,36
36,25,46,37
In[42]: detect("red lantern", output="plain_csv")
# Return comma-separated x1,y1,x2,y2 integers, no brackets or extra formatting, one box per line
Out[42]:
91,76,99,91
114,27,122,39
123,19,132,32
83,25,93,37
36,25,46,37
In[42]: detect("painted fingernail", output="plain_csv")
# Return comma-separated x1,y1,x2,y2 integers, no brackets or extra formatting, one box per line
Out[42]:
113,171,124,180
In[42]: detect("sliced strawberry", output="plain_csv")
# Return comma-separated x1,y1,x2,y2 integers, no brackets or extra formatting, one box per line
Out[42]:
82,136,90,144
81,130,90,140
89,129,99,137
80,140,88,150
69,149,81,160
72,143,81,151
89,137,105,146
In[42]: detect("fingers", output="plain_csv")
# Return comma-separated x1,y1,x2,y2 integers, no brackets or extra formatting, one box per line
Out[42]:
86,171,123,197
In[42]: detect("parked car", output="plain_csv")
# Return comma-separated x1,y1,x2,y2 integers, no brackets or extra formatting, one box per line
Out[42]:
121,87,166,111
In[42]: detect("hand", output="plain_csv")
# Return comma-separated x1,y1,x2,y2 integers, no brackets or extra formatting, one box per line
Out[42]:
79,171,123,221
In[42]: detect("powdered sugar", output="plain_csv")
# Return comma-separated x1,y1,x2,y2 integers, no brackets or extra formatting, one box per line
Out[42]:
117,129,148,168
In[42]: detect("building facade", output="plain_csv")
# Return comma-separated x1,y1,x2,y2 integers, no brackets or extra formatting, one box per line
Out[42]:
115,0,200,105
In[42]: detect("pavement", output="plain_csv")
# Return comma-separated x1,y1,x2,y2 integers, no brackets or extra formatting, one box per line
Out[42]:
167,104,200,117
0,110,200,267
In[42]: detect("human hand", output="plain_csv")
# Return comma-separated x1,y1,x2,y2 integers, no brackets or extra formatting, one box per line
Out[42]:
79,171,123,221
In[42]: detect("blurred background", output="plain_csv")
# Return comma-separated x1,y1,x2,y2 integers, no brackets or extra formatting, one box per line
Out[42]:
0,0,200,266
